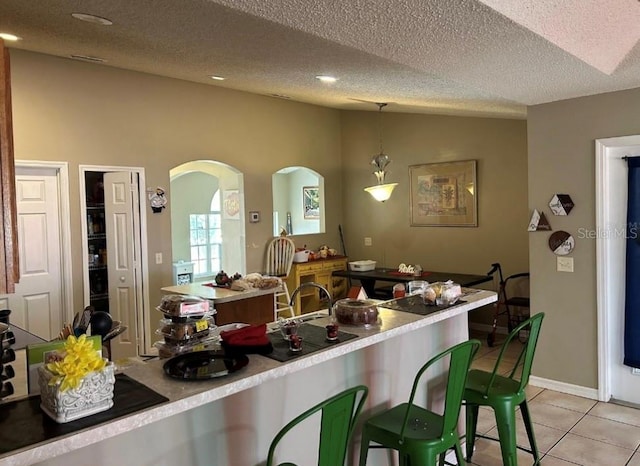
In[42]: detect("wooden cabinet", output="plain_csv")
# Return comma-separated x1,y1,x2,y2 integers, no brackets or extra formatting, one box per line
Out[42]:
285,257,348,315
0,40,19,294
214,294,275,326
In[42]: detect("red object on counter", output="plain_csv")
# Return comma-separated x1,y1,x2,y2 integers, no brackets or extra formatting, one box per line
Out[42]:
326,324,339,340
220,324,269,346
288,335,303,351
393,284,406,298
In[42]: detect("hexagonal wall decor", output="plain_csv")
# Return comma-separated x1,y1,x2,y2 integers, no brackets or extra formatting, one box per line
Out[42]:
549,194,574,216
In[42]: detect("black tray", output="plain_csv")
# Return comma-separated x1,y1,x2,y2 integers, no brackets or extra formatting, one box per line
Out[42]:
264,324,358,363
380,295,466,316
163,350,248,380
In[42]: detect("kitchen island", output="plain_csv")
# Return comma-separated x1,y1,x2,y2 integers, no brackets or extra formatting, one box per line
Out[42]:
161,281,279,325
0,290,496,466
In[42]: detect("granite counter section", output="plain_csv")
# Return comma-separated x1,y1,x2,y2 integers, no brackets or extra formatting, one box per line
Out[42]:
1,290,496,466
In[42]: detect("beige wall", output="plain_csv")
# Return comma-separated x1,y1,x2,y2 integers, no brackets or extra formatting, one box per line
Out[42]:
10,49,343,345
528,88,640,388
8,49,531,356
340,111,529,314
12,40,640,392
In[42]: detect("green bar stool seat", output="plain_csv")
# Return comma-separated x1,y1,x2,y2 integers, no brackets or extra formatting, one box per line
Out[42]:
266,384,368,466
464,312,545,466
359,339,481,466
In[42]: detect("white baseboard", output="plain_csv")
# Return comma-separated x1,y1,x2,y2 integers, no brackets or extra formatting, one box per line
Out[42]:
529,376,599,400
470,323,600,401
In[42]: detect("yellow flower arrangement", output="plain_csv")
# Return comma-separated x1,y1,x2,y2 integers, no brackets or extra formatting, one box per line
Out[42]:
45,334,107,392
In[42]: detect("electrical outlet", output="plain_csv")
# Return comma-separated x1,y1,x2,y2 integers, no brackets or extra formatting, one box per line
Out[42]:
155,253,163,264
557,257,573,272
364,237,372,246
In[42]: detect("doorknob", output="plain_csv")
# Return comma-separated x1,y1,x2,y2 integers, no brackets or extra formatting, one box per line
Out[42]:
120,276,126,282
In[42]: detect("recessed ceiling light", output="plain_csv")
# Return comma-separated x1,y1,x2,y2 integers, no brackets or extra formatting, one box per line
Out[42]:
71,13,113,26
70,54,106,63
209,75,225,81
315,75,337,83
0,33,21,41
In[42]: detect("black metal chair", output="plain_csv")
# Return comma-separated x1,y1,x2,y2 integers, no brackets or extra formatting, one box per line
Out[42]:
486,263,530,347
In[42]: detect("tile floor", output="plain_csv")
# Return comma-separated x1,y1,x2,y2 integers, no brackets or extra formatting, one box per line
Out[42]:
467,331,640,465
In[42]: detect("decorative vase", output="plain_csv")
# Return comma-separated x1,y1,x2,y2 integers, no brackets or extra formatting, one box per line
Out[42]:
38,361,115,423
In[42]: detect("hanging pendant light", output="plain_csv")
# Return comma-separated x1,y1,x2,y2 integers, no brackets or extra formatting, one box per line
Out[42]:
364,103,398,202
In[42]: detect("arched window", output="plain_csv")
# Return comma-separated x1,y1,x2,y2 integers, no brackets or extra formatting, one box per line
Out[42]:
171,160,246,278
189,190,222,276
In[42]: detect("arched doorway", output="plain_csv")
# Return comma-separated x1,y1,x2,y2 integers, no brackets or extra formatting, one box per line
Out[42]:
170,160,246,280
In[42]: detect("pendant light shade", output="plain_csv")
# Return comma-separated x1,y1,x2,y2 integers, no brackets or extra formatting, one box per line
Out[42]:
364,183,397,202
364,103,397,202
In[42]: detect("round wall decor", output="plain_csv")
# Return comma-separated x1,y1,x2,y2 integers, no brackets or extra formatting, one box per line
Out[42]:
549,230,575,255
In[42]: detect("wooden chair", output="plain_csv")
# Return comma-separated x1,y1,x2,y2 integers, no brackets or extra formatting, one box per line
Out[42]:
265,237,296,320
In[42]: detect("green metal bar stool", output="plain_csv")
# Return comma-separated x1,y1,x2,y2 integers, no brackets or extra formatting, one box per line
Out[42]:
464,312,545,466
359,339,481,466
266,384,368,466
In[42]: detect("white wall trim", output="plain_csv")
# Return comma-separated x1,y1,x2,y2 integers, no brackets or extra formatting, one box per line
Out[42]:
15,160,73,325
596,138,612,402
595,136,640,403
529,376,599,400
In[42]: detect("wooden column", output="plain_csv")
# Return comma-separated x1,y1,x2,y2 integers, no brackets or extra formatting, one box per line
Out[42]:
0,39,19,294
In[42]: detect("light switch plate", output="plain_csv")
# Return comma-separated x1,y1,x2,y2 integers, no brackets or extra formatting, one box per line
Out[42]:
364,237,372,246
557,256,573,272
155,253,163,264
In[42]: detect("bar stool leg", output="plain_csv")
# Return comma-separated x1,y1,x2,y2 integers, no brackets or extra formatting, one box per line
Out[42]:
358,430,370,466
520,400,540,464
494,403,518,466
465,403,479,461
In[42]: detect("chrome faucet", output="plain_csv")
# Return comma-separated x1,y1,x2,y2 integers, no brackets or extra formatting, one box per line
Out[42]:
289,282,333,316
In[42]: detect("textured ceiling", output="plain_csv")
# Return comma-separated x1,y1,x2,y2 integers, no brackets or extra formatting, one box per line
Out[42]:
1,0,639,119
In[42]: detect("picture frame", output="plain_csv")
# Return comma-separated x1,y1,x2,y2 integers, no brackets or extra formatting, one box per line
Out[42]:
409,160,477,227
303,186,320,219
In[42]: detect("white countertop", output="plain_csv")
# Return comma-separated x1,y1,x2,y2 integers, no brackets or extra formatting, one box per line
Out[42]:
2,290,496,466
160,281,278,303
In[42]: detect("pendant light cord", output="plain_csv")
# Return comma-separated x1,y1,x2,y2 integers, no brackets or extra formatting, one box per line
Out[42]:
377,103,387,154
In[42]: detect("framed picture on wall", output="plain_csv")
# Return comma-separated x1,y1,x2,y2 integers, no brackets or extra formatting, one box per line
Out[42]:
409,160,477,227
303,186,320,219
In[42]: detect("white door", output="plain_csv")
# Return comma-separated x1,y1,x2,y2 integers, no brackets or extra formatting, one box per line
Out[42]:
0,167,62,340
104,172,139,359
597,137,640,404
